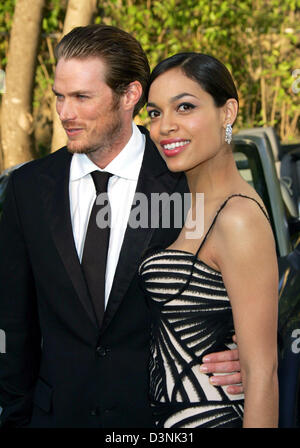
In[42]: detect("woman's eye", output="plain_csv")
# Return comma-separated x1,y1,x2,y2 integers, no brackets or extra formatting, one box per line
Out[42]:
178,103,195,112
147,110,160,119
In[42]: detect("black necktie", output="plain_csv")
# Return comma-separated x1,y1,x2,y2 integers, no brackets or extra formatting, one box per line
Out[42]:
81,171,112,327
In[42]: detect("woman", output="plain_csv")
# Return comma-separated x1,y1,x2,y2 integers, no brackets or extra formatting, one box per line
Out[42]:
138,53,278,428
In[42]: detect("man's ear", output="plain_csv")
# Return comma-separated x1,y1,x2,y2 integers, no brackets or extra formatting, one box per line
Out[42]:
122,81,143,111
222,98,239,127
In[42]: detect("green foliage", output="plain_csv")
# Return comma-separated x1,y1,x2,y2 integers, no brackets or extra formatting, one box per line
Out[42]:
33,0,67,155
0,0,16,67
42,0,65,33
0,0,299,147
34,0,66,98
96,0,300,140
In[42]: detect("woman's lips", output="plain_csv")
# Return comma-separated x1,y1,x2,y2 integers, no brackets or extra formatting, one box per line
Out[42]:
160,139,190,157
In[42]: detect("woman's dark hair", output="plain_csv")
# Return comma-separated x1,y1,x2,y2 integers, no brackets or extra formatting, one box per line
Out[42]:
147,53,238,109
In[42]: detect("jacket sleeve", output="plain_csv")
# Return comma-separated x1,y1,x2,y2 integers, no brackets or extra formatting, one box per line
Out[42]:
0,172,41,428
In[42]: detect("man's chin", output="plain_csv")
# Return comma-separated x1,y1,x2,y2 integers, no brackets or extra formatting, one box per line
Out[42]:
66,141,94,155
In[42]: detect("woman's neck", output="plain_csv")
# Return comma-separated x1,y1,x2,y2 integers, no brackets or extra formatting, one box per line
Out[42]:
185,147,240,202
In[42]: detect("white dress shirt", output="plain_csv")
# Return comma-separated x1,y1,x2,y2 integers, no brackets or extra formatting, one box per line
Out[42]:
69,123,145,308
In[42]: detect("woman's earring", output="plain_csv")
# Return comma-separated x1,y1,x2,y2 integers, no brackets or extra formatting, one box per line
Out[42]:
225,124,232,144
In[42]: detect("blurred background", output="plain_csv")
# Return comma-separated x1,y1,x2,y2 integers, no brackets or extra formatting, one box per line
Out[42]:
0,0,299,171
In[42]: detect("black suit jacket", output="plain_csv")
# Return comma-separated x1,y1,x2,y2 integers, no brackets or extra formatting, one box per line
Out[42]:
0,127,188,428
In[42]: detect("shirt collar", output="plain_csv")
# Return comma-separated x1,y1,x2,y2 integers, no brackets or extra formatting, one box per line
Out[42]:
70,122,145,182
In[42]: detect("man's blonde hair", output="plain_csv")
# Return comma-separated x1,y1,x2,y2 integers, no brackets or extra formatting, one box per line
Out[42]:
55,25,150,116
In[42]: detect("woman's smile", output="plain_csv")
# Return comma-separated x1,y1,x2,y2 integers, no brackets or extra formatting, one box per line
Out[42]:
160,138,191,157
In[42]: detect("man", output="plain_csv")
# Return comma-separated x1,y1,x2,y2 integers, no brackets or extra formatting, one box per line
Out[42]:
0,25,242,428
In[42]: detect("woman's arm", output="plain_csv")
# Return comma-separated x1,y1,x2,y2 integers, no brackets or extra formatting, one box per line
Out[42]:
213,197,278,428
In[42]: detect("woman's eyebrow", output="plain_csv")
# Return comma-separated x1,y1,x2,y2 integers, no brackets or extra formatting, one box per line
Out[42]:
147,92,198,108
170,92,197,102
146,101,158,108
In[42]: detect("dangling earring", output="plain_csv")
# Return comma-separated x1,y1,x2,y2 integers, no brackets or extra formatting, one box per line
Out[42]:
225,124,232,144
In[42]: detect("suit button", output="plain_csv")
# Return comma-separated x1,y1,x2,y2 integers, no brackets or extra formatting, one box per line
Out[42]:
90,407,100,416
104,406,115,414
96,346,108,357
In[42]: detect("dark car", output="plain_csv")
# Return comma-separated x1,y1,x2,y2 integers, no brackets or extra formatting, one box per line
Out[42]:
234,128,300,428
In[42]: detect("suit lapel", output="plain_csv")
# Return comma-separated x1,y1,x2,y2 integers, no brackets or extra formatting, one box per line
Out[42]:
38,147,98,328
37,132,186,333
101,129,185,334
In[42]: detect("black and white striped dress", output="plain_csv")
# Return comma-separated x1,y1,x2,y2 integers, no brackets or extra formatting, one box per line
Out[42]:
139,194,269,428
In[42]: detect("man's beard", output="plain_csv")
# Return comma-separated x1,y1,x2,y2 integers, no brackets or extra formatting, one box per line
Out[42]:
66,116,123,156
65,96,123,156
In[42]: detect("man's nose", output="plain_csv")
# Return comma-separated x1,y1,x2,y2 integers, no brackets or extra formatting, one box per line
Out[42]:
56,98,76,122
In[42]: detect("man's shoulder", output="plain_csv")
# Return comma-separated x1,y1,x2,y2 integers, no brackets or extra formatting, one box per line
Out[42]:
137,125,152,145
12,147,70,179
137,125,148,136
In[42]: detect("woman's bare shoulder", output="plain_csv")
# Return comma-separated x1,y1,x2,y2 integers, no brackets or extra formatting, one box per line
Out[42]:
213,192,273,246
